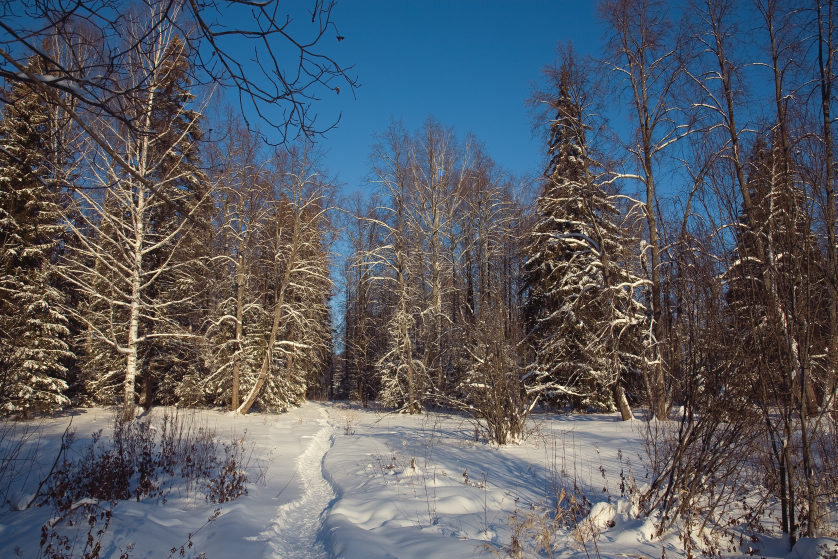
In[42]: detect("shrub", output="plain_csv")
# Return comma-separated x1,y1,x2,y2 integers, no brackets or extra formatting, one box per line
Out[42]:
35,409,250,558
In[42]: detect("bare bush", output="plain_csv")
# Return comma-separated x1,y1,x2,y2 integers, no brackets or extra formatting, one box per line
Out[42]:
640,380,764,556
33,409,250,557
501,429,613,559
42,411,245,507
459,302,533,445
206,436,249,504
38,500,128,559
504,486,593,559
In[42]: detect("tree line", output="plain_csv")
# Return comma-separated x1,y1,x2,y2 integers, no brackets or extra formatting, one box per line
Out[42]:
1,0,836,547
0,2,338,419
336,0,838,544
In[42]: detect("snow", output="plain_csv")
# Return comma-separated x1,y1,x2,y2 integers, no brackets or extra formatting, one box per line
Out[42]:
0,403,834,558
787,538,838,559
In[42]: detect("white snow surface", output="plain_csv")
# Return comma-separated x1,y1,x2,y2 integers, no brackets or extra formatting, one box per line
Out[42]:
0,402,834,558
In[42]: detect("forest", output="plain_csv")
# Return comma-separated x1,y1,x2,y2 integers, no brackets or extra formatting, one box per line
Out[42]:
0,0,837,552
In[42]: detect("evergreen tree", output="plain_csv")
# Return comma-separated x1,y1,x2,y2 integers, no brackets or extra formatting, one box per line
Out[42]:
522,65,645,413
725,137,774,392
202,117,271,409
202,131,333,413
254,193,333,411
0,56,72,415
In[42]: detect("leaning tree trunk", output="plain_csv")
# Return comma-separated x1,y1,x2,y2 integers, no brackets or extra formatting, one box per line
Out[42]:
236,215,299,415
615,384,634,421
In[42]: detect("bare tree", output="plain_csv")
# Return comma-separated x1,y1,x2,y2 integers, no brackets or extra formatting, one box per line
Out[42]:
59,8,211,419
599,0,685,418
455,151,535,443
0,0,357,142
367,123,424,413
342,192,387,405
408,119,471,398
815,0,838,409
674,0,837,543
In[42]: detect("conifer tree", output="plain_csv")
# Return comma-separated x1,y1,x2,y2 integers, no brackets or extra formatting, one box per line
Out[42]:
726,135,827,404
0,56,72,415
256,191,332,410
202,117,270,409
522,64,645,413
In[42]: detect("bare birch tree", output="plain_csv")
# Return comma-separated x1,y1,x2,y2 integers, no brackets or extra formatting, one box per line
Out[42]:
408,119,472,398
814,0,838,411
675,0,833,543
59,9,210,419
366,123,425,413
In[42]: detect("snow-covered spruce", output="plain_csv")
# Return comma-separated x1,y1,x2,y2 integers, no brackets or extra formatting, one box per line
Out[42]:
0,52,72,416
522,61,645,415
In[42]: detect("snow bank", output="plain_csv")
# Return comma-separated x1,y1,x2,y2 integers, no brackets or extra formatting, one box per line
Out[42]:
788,538,838,559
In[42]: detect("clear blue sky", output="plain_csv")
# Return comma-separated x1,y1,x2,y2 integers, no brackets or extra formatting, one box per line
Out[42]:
305,1,606,194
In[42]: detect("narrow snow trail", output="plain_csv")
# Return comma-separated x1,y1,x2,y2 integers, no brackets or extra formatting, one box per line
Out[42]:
262,405,336,559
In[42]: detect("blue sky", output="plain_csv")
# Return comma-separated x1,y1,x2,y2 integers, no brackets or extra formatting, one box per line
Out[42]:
303,1,607,195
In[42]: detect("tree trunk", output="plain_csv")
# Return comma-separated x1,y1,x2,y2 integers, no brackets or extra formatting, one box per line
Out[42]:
123,181,146,422
615,384,633,421
800,363,819,536
237,210,299,415
123,281,141,421
139,373,152,410
818,0,838,413
431,202,443,391
123,342,138,421
236,279,288,415
232,250,245,410
783,433,797,547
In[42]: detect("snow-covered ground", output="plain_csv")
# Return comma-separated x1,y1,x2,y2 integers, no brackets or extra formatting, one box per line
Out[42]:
0,402,835,558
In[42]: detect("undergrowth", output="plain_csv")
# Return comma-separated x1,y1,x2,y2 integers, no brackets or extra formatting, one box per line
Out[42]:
499,425,643,559
8,409,252,559
42,410,249,508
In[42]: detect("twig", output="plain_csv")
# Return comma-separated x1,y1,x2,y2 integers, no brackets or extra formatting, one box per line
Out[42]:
25,419,73,509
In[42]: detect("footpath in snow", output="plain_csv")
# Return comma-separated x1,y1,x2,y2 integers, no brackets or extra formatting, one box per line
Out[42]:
1,402,835,558
196,402,340,558
261,405,336,559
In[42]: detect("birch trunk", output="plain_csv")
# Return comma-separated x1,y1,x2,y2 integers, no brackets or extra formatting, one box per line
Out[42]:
123,198,145,419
